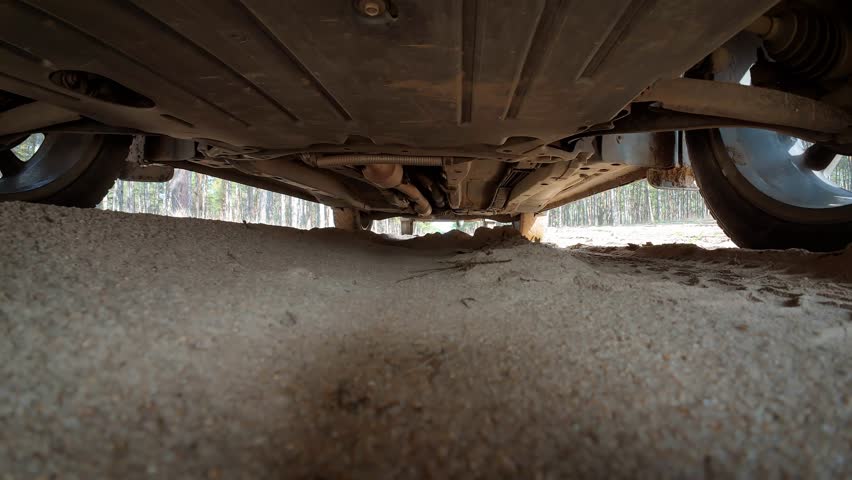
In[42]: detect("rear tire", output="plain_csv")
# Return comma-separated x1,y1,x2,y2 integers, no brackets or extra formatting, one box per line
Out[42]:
0,134,129,208
687,129,852,251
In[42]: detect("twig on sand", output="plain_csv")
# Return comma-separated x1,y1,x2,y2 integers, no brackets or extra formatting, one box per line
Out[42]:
398,259,512,282
460,297,476,308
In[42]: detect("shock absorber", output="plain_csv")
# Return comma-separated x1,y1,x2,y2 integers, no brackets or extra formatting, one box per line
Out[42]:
746,10,852,80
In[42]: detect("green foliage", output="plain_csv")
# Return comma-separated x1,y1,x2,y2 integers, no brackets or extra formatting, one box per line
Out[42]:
829,157,852,190
549,179,710,227
99,171,335,229
205,178,225,217
550,156,852,227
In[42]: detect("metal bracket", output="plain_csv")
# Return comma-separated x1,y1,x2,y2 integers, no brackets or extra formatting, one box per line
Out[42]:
600,132,676,168
119,135,175,182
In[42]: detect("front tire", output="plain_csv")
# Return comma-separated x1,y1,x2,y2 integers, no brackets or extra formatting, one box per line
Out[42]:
0,133,129,208
687,129,852,251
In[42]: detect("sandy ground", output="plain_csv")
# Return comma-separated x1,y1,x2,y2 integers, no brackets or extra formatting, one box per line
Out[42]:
544,223,736,249
1,202,850,479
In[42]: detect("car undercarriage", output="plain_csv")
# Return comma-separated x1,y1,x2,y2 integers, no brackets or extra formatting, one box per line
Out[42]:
2,0,852,249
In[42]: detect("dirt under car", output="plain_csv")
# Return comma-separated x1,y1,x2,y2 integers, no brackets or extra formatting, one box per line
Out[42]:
1,0,852,250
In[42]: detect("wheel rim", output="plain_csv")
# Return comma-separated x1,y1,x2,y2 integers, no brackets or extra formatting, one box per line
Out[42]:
0,133,96,197
715,56,852,217
718,127,852,210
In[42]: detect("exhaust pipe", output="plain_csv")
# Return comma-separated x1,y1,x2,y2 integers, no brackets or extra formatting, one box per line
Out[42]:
313,154,435,216
316,154,443,167
361,163,432,216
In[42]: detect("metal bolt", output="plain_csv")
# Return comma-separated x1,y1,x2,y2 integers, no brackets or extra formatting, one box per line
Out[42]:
359,0,384,16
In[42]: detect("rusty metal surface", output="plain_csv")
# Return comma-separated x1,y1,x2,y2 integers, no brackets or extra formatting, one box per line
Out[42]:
362,163,403,189
444,161,471,210
394,182,432,216
646,166,698,190
360,163,432,216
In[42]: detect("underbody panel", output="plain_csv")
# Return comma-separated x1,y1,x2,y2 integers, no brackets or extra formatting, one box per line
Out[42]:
0,0,774,148
0,0,782,219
